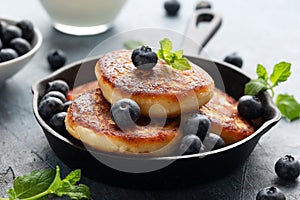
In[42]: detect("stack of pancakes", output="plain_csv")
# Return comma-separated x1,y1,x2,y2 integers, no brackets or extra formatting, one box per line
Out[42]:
65,49,254,155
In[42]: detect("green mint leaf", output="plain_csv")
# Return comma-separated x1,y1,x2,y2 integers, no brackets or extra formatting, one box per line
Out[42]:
275,94,300,121
56,184,90,199
256,64,268,80
63,169,81,185
11,168,55,199
6,166,90,200
270,61,291,86
173,50,183,59
123,40,144,50
7,189,16,200
159,38,172,52
172,58,191,70
158,38,190,70
244,79,268,95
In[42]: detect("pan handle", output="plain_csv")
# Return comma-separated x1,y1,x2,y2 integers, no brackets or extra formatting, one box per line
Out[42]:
181,9,222,56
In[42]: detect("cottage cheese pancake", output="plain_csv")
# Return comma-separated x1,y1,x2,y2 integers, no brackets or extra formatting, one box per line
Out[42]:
95,49,215,118
65,88,180,154
66,83,255,151
200,88,255,144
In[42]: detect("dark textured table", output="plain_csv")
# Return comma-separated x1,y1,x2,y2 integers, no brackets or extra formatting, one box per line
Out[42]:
1,0,300,199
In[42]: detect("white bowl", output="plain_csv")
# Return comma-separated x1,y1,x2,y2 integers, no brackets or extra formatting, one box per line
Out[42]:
0,18,42,84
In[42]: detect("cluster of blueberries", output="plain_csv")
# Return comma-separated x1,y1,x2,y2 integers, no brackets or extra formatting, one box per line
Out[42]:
0,20,34,63
38,80,72,134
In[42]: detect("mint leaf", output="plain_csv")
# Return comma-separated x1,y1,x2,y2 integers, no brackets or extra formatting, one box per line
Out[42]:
157,38,191,70
270,61,291,86
159,38,172,52
275,94,300,121
172,58,191,70
56,184,90,199
244,61,299,121
256,64,268,80
173,50,183,59
63,169,81,185
244,79,268,95
123,40,144,50
12,168,55,199
6,166,90,200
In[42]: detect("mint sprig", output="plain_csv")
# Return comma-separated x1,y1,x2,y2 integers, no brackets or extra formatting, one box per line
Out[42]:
1,166,90,200
245,61,300,121
157,38,191,70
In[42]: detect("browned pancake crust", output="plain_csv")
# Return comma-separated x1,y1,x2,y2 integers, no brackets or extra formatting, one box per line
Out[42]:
66,88,179,154
200,88,255,144
67,82,255,148
95,49,214,117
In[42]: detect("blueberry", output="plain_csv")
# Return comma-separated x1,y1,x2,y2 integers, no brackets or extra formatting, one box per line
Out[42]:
49,112,67,133
181,113,211,141
63,100,72,112
164,0,180,16
224,52,243,68
256,186,286,200
38,97,64,120
1,25,22,45
179,134,202,155
275,155,300,181
16,20,34,43
0,21,8,36
237,95,264,120
41,91,67,103
0,38,3,50
46,80,70,96
195,1,212,10
110,98,140,129
0,48,18,62
203,133,225,151
131,46,158,70
47,49,67,70
9,37,31,56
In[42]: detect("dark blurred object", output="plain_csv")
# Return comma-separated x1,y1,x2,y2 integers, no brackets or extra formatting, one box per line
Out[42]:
164,0,180,16
195,1,212,10
224,52,243,68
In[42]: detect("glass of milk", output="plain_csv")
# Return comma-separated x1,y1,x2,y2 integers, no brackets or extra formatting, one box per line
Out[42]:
39,0,127,36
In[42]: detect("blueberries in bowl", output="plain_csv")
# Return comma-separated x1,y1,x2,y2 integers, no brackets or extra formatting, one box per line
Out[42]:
0,48,18,62
16,20,34,43
0,19,35,63
275,155,300,181
256,186,286,200
237,95,264,120
9,38,32,56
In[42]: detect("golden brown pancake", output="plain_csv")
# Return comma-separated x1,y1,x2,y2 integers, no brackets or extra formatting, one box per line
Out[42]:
200,88,255,144
95,49,215,118
66,82,255,151
65,88,180,155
